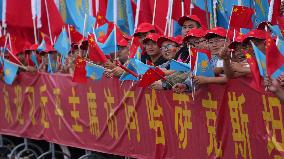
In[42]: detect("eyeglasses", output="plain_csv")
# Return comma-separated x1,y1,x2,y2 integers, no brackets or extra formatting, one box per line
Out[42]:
208,38,225,44
160,44,177,51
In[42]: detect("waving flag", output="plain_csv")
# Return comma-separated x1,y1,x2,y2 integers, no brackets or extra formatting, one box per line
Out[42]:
229,6,254,29
94,23,109,39
244,51,262,91
99,29,118,55
266,33,284,78
37,39,46,52
138,67,165,87
170,60,190,72
73,56,87,83
3,59,19,85
194,52,214,77
86,63,105,80
120,58,150,81
88,34,108,64
269,25,284,40
276,37,284,56
54,28,71,64
251,42,266,77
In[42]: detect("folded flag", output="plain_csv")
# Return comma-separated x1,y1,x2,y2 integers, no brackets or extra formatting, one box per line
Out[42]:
170,60,190,72
86,63,105,80
3,59,19,85
194,52,215,77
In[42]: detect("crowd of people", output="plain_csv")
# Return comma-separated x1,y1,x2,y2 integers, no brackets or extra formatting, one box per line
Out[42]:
1,12,284,104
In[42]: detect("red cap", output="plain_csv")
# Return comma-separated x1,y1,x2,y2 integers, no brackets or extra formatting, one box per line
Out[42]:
205,27,227,38
133,23,156,36
123,34,132,41
29,44,39,51
118,38,128,47
178,15,202,26
157,36,180,47
175,35,183,45
143,33,161,43
46,44,55,53
243,29,266,42
183,28,206,42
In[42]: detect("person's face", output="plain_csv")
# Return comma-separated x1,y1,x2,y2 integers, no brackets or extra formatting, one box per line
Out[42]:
187,37,208,50
118,46,129,64
231,43,246,62
182,20,200,37
145,40,161,56
208,36,227,55
160,41,178,60
137,32,151,44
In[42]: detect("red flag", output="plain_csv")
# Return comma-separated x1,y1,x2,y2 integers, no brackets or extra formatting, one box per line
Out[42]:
271,0,281,25
172,0,191,21
266,33,284,76
94,0,108,26
72,56,87,83
69,25,83,44
229,6,254,29
244,52,262,91
6,0,33,28
97,23,124,43
88,34,108,64
138,67,165,87
129,37,141,58
40,0,64,38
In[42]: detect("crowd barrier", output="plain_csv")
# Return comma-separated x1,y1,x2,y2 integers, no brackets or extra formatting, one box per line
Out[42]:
0,72,283,159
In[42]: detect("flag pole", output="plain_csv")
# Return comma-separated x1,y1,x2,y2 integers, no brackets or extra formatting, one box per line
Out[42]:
44,0,54,45
152,0,157,25
181,0,184,16
268,0,275,22
113,0,118,60
83,14,88,38
204,0,210,29
33,19,38,44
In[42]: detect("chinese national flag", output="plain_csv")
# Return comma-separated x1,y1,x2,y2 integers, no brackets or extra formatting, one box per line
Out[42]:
229,6,254,29
72,56,87,83
266,33,284,76
68,25,83,44
138,67,165,87
88,34,108,64
243,51,262,91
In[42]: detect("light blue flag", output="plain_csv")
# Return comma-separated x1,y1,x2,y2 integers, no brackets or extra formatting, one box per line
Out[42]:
269,25,284,40
134,47,142,61
120,58,150,81
192,0,214,27
194,52,215,77
173,20,182,37
277,37,284,56
60,0,93,36
99,30,118,55
47,54,57,73
37,39,46,52
251,42,266,77
3,59,19,85
54,28,71,64
0,0,2,21
170,60,190,72
106,0,133,35
94,23,109,39
86,63,105,80
253,0,269,27
271,65,284,79
31,52,39,69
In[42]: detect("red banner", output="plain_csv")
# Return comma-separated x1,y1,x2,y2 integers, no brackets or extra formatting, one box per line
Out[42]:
0,72,284,159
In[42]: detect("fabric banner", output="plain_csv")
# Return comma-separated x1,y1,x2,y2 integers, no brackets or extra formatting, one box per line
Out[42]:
0,72,284,159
